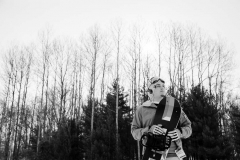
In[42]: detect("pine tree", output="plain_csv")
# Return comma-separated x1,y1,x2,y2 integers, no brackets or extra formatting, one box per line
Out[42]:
82,98,100,160
182,85,233,159
230,102,240,159
86,79,134,160
26,118,84,160
106,80,134,160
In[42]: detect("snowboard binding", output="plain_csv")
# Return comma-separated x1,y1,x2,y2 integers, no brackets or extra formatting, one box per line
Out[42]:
140,96,181,160
140,132,172,151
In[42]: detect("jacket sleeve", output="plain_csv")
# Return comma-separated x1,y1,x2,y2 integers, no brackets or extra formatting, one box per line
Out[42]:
179,110,192,139
131,106,149,140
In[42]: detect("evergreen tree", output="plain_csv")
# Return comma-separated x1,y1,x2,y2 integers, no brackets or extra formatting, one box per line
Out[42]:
27,119,84,160
140,82,149,103
85,79,135,160
182,85,233,159
106,80,134,160
230,102,240,159
81,98,100,160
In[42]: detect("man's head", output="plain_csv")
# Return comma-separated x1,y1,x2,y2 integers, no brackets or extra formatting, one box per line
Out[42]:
147,77,166,101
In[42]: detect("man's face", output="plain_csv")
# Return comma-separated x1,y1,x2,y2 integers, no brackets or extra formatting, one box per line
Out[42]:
149,80,166,98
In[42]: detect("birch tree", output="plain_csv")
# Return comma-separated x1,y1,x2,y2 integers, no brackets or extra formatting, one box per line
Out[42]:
0,50,14,155
99,40,111,105
167,24,191,99
128,23,145,160
154,22,165,78
4,47,18,160
83,25,103,160
36,30,52,156
13,47,33,160
111,20,124,160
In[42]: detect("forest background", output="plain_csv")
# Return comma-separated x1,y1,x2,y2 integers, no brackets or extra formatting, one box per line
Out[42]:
0,21,240,160
1,0,240,160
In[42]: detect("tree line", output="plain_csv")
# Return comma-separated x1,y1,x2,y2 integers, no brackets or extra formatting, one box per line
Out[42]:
0,21,239,160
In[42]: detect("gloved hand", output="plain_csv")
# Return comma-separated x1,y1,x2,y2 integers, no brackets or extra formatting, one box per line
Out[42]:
149,124,166,135
167,129,182,141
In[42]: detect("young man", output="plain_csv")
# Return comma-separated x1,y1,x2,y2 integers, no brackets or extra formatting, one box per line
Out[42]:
131,77,192,160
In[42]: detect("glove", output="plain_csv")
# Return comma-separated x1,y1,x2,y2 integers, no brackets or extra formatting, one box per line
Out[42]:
149,124,166,135
167,129,182,141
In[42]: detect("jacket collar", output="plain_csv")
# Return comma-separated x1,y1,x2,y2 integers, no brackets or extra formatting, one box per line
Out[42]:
141,100,157,108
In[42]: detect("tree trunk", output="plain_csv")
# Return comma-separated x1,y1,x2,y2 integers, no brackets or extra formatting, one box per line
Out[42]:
13,67,23,160
116,38,119,160
5,69,17,160
0,71,11,149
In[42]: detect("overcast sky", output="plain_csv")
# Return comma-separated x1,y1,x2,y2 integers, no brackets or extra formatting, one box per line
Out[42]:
0,0,240,92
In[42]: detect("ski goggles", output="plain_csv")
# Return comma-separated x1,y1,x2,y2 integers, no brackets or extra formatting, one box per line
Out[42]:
147,77,165,93
148,77,165,87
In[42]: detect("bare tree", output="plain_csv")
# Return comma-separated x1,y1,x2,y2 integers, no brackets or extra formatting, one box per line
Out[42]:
154,22,166,78
12,51,25,160
127,23,145,160
76,47,84,122
111,19,123,160
36,30,52,156
83,25,103,160
13,47,33,159
3,47,18,160
167,24,191,99
0,50,13,152
187,27,197,87
69,47,78,120
54,39,71,121
99,40,111,105
67,43,85,122
142,54,151,101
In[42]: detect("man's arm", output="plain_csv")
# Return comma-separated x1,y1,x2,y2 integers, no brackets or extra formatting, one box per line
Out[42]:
131,106,149,140
179,110,192,139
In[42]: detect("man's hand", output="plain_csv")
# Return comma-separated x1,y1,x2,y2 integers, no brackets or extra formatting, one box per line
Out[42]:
167,129,181,141
149,124,166,135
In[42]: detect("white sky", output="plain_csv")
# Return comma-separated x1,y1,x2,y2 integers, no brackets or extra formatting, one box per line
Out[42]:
0,0,240,92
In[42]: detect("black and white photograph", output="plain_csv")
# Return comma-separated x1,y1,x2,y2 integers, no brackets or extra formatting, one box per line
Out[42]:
0,0,240,160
